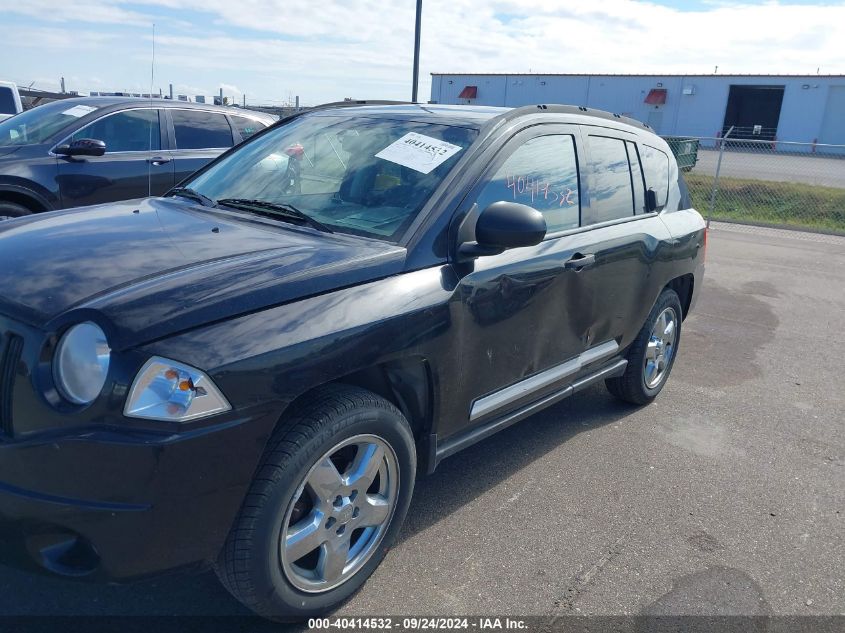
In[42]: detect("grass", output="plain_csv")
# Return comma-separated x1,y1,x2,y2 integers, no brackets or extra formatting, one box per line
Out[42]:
684,173,845,233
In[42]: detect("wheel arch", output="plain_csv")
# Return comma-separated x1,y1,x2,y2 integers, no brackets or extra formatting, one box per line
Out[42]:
0,183,53,212
277,356,436,471
665,273,694,319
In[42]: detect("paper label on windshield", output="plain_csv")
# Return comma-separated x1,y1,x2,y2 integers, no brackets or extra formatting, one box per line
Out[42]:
62,104,97,118
375,133,463,174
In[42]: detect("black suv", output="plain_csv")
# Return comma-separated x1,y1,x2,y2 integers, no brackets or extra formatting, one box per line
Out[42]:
0,97,275,217
0,103,704,619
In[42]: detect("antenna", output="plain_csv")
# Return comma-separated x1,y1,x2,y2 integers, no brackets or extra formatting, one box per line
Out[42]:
147,23,156,198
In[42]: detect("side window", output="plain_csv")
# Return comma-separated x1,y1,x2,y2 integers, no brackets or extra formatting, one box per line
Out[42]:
639,144,670,210
584,135,633,224
626,140,647,214
475,135,580,234
171,110,233,149
0,87,16,115
231,117,267,141
70,109,161,152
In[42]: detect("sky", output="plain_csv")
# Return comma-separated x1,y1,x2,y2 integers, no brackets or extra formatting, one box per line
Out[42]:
1,0,843,106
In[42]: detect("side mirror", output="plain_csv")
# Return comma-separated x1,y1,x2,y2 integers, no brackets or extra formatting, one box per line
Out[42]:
459,201,547,260
55,138,106,157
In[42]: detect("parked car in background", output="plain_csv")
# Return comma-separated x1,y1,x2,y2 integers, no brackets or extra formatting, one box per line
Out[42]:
0,97,276,218
0,82,23,122
0,103,704,620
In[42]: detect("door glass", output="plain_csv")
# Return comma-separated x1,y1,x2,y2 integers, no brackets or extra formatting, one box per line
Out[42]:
70,109,161,152
639,144,670,210
171,110,233,149
474,135,580,233
626,140,647,214
0,88,16,115
584,135,634,224
231,116,267,141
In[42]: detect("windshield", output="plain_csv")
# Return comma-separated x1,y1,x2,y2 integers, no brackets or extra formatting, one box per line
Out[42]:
184,114,478,242
0,100,101,147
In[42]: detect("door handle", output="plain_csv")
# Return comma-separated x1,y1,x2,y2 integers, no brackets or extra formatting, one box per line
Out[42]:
564,253,596,270
147,156,171,166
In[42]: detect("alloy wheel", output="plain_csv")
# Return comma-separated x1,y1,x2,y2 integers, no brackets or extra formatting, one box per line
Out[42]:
643,307,678,389
279,434,399,593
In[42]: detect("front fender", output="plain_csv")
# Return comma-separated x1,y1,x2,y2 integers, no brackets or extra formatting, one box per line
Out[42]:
140,265,459,423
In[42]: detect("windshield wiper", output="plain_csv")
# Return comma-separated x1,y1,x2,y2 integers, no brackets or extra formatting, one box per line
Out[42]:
168,187,217,208
217,198,333,233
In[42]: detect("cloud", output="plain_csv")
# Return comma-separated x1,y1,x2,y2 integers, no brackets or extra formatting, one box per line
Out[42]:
0,0,150,25
0,1,843,104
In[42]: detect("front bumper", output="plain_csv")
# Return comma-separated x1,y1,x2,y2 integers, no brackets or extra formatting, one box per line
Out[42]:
0,411,278,580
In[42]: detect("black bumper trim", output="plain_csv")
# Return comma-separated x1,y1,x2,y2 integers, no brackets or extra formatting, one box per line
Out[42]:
0,480,149,512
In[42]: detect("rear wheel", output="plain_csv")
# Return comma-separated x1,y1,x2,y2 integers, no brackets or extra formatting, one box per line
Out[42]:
216,384,416,621
606,288,682,405
0,201,31,220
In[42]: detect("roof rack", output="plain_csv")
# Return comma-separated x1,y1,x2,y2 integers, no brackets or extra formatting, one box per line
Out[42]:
311,100,415,108
270,99,418,127
494,104,652,131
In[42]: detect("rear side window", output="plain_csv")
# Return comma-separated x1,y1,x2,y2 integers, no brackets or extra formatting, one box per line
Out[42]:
171,110,233,149
584,135,634,224
474,135,580,233
0,87,16,115
231,116,267,141
71,109,161,152
639,144,670,210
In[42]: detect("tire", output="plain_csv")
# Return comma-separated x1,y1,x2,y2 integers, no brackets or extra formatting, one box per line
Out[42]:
0,201,32,219
605,288,683,405
216,384,416,621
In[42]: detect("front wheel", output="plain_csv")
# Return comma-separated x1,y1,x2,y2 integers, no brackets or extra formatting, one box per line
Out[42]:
605,288,683,405
216,384,416,621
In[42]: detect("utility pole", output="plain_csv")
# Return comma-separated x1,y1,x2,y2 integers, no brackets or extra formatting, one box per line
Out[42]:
411,0,422,102
169,83,173,100
60,77,66,93
243,94,246,107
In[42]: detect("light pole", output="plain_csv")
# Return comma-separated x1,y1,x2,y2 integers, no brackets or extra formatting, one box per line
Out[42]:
411,0,422,102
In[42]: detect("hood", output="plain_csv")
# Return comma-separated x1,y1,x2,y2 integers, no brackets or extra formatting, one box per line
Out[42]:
0,197,405,349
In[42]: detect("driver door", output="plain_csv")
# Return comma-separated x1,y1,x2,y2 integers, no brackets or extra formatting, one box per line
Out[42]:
442,125,605,438
57,108,173,208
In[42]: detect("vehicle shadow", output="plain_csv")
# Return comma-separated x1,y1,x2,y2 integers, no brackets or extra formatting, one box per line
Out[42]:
0,384,636,625
400,382,636,542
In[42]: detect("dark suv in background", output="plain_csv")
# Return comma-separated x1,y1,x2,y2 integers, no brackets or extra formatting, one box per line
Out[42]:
0,97,276,217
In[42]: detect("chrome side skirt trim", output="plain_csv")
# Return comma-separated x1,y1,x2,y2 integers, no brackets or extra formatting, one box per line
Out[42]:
435,358,627,466
469,339,619,422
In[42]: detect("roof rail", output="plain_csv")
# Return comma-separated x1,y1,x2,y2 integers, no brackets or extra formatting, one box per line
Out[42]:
495,104,652,131
269,99,418,127
311,100,415,108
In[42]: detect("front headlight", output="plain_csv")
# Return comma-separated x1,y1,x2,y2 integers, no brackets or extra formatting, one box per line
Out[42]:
54,322,111,405
124,357,231,422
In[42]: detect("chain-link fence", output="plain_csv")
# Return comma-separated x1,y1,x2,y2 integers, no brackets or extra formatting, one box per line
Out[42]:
663,133,845,234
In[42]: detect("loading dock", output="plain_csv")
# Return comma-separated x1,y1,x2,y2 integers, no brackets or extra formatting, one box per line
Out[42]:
722,85,785,140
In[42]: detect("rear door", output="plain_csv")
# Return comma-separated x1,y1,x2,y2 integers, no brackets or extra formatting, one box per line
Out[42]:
568,130,674,364
56,107,173,207
167,108,235,185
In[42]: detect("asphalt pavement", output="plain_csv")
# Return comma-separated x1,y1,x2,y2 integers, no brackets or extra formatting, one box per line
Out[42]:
694,147,845,189
0,222,842,623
